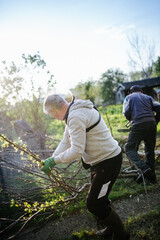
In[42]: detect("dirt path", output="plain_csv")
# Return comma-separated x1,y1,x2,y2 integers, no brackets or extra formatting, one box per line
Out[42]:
15,183,160,240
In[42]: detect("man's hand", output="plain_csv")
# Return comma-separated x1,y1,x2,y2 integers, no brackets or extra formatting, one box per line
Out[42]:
41,157,56,175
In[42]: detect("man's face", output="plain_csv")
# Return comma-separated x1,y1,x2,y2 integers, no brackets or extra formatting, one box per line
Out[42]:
49,108,62,121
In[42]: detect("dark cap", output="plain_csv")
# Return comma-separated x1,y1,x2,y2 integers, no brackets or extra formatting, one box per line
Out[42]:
129,85,142,93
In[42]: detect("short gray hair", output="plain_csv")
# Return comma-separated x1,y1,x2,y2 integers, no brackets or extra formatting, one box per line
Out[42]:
43,94,66,114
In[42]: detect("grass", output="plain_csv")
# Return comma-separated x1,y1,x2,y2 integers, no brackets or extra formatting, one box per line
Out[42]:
126,207,160,240
109,177,154,201
58,207,160,240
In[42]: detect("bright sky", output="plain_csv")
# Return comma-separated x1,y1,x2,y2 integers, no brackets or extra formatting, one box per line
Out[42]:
0,0,160,94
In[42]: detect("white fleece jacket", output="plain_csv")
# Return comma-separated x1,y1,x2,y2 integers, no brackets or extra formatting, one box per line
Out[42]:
53,99,121,165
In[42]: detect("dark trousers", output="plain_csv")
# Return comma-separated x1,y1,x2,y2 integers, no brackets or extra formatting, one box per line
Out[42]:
86,151,122,219
125,121,157,173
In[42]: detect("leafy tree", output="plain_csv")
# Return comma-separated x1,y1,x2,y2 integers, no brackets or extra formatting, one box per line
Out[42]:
18,53,55,133
0,52,55,138
84,80,94,102
0,61,24,110
72,78,101,104
72,81,85,99
153,56,160,77
99,68,126,104
128,71,142,81
21,52,55,99
0,52,55,107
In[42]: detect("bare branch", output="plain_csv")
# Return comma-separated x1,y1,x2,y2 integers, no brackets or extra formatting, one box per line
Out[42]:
127,32,155,78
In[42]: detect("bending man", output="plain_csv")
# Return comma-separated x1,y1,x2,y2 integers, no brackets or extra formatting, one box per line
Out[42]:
41,94,130,240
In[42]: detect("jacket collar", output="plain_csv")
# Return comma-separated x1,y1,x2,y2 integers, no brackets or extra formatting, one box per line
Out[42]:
63,96,75,124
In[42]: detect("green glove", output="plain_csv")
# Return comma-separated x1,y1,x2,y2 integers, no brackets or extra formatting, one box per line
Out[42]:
41,157,56,175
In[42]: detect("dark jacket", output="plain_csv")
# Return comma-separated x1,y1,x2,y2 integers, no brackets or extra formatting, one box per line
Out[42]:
123,92,160,125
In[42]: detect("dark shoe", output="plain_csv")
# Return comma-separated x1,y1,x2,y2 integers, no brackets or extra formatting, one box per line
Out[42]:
136,168,152,184
146,173,157,184
96,227,113,237
102,208,130,240
96,201,115,238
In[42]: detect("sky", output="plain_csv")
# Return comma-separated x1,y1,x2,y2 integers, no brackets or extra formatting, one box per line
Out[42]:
0,0,160,94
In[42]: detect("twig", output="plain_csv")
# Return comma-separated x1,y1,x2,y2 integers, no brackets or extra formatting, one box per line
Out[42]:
0,134,41,162
8,210,41,239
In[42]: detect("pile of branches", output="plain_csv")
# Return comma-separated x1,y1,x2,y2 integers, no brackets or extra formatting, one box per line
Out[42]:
1,134,155,239
0,134,90,240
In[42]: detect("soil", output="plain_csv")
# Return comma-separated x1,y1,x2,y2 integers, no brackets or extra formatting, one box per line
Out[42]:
15,172,160,240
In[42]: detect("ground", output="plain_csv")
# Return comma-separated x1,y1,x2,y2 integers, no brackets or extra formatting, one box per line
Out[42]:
1,142,160,240
15,170,160,240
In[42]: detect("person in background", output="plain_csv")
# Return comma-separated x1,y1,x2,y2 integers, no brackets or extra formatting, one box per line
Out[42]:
123,85,160,184
41,94,130,240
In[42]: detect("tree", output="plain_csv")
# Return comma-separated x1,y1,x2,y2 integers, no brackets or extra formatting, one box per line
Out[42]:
18,52,55,132
0,61,24,110
153,56,160,77
0,52,55,108
0,53,55,153
72,78,101,104
127,33,155,79
21,52,55,100
100,68,126,104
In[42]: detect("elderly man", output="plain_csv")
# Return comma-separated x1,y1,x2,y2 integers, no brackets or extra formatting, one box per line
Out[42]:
41,94,130,240
123,85,160,184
